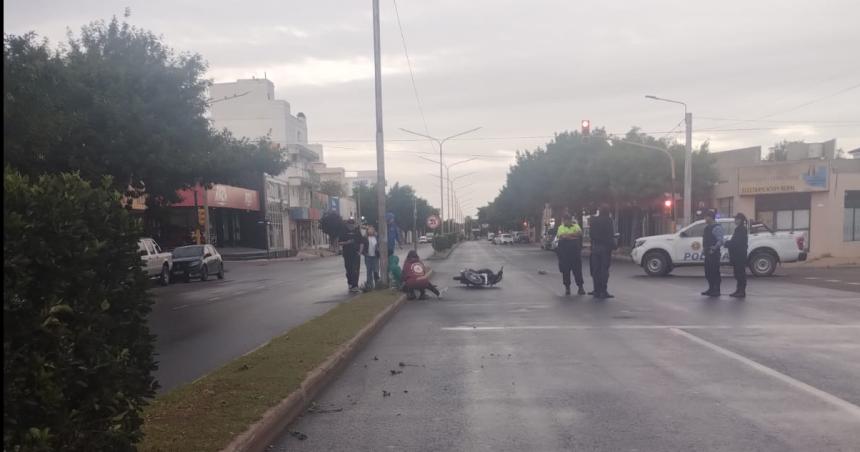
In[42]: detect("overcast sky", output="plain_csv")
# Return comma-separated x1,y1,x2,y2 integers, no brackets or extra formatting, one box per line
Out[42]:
6,0,860,216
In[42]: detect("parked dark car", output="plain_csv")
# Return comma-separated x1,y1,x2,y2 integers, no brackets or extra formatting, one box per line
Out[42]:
171,244,224,282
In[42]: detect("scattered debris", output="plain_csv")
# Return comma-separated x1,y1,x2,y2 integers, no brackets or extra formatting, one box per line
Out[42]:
373,356,379,361
382,390,391,397
403,390,409,394
481,365,484,369
390,370,403,375
290,431,308,441
398,361,421,367
307,402,343,414
538,270,548,275
237,364,250,371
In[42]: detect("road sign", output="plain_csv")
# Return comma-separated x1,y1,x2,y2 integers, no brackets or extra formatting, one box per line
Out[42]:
426,215,441,230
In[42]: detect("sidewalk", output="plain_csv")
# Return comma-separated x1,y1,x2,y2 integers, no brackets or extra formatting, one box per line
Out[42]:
783,255,859,269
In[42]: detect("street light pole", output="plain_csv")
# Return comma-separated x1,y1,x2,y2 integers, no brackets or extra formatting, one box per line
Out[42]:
646,95,692,226
372,0,389,285
399,127,482,234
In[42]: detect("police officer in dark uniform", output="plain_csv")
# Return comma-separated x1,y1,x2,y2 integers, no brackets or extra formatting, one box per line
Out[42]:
701,210,724,297
589,204,615,299
725,213,749,298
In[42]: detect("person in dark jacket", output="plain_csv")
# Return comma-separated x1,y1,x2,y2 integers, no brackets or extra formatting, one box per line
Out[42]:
724,213,749,298
338,219,362,293
589,205,615,299
555,215,585,295
701,210,725,296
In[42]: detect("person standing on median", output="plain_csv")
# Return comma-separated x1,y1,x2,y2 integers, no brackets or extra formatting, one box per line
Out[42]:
338,218,362,293
386,212,402,256
556,215,585,296
724,212,748,298
589,204,616,299
701,210,725,297
362,225,381,290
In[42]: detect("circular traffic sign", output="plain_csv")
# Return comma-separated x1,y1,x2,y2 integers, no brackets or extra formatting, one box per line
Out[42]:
426,215,440,230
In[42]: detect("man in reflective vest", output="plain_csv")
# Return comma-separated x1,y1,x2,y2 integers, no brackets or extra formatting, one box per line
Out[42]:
555,215,585,296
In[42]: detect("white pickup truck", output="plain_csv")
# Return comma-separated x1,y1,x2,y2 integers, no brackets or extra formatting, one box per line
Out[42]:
630,218,807,277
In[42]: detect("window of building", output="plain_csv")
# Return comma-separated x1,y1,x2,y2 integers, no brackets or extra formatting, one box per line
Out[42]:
717,197,733,218
845,190,860,242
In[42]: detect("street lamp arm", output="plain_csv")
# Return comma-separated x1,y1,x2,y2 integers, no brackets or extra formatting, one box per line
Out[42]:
440,126,483,144
644,95,687,114
448,157,478,169
399,127,441,144
418,155,441,165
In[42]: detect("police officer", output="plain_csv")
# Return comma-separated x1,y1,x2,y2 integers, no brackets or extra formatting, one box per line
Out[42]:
701,210,724,296
589,204,615,299
555,215,585,295
725,213,748,298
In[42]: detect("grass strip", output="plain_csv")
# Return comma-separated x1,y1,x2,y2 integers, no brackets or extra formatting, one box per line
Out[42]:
139,290,400,452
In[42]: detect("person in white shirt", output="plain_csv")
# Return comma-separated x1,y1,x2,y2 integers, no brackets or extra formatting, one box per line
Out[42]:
362,226,381,290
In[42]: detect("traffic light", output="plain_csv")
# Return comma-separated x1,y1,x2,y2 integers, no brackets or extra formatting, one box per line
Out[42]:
663,198,673,215
581,119,591,136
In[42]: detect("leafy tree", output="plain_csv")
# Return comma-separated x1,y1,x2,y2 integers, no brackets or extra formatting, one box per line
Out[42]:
3,17,288,206
319,180,346,197
766,140,803,161
4,168,156,451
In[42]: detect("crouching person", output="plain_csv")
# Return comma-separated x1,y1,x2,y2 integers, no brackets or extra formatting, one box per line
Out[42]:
401,250,441,300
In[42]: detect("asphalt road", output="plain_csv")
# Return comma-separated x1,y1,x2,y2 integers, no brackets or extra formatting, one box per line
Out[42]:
272,240,860,451
149,244,433,392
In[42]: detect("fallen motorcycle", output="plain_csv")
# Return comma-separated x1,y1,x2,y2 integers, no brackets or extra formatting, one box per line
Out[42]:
453,267,503,287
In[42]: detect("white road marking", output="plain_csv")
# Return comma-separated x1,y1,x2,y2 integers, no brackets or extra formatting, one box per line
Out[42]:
826,280,843,283
848,282,860,286
670,327,860,419
804,277,821,280
171,304,190,311
441,324,860,331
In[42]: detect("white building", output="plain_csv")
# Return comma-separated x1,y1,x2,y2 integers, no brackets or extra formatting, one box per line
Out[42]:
210,78,332,252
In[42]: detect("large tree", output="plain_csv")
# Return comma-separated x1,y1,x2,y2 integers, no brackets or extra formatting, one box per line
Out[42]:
319,180,346,197
479,126,717,231
3,17,287,205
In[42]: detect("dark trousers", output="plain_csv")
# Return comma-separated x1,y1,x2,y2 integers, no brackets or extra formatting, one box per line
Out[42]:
732,259,747,293
558,249,584,288
704,250,721,292
343,252,361,288
404,284,440,299
590,244,611,294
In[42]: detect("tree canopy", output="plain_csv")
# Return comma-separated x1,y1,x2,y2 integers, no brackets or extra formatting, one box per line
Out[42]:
478,127,717,230
352,183,436,232
3,17,288,205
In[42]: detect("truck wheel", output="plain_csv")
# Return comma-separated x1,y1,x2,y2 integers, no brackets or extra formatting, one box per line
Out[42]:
643,251,670,277
159,264,170,286
749,251,776,277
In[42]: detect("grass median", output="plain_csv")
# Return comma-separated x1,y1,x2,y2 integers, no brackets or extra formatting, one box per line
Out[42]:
139,289,401,452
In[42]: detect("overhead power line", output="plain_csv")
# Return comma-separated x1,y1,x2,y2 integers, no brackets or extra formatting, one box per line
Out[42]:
392,0,434,152
697,116,860,124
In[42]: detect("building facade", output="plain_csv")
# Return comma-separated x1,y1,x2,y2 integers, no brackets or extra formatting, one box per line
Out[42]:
710,145,860,259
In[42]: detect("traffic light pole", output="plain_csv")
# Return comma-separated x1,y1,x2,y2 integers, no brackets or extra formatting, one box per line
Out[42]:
372,0,389,285
684,112,692,227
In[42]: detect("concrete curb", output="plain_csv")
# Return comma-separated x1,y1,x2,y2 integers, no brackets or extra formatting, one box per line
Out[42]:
219,272,433,452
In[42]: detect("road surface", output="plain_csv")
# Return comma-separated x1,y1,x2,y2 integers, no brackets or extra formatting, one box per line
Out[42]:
149,245,433,392
272,240,860,451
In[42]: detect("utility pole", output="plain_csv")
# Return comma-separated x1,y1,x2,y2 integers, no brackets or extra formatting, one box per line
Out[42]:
413,195,418,251
372,0,389,285
645,95,692,226
684,112,693,227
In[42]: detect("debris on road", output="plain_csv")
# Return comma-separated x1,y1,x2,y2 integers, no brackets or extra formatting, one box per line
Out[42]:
307,402,343,414
373,356,379,361
290,431,308,441
390,370,403,375
538,270,548,275
382,390,391,397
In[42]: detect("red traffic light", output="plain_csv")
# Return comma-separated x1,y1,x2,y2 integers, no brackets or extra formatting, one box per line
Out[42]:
581,119,591,135
664,199,672,207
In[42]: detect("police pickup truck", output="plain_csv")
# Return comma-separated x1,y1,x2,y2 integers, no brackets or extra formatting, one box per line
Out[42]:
630,218,807,277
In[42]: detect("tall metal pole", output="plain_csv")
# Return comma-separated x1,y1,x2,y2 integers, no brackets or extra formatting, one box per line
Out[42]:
413,195,418,251
439,142,445,234
372,0,389,285
684,112,693,226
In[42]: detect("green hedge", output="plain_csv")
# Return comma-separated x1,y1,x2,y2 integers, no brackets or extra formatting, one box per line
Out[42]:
3,168,157,451
432,232,460,252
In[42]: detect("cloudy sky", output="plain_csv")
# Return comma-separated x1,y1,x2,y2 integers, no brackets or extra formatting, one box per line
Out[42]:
6,0,860,216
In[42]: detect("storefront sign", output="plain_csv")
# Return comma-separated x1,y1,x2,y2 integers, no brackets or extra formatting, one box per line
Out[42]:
175,184,260,211
739,163,828,195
